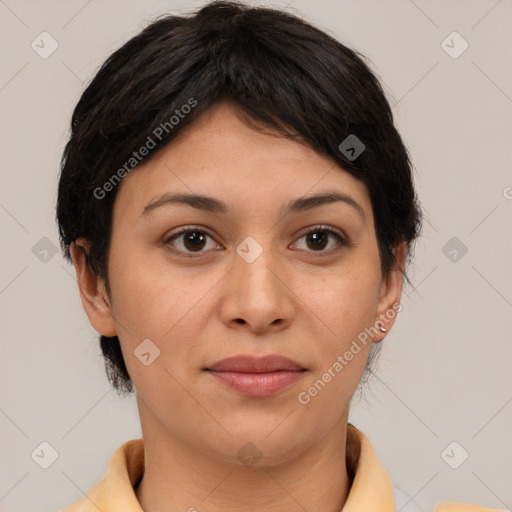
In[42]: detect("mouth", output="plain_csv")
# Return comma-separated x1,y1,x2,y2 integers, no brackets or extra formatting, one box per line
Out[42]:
204,354,307,397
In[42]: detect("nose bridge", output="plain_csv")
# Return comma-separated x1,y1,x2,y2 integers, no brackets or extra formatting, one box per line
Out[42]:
234,234,280,295
223,233,293,331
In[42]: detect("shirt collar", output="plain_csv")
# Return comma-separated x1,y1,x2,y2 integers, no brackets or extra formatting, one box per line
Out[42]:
63,424,395,511
342,423,395,511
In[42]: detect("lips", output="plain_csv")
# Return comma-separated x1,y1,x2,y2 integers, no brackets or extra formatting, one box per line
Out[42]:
205,355,306,397
206,354,304,373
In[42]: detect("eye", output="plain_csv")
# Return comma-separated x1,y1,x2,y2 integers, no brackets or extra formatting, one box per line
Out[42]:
163,227,222,257
163,224,347,258
292,225,346,255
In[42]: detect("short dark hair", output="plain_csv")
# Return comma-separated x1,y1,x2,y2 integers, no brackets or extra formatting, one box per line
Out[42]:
56,0,422,395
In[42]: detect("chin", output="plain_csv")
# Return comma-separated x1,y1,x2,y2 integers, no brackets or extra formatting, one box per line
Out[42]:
212,424,314,466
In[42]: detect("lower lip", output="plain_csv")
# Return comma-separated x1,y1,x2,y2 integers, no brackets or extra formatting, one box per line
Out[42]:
207,370,305,397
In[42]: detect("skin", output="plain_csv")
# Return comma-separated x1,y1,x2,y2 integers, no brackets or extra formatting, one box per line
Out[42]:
70,99,405,512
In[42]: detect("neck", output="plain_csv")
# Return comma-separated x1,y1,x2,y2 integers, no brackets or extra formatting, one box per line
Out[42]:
135,407,352,512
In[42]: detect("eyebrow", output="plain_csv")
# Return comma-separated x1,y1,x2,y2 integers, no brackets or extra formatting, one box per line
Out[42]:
141,190,365,221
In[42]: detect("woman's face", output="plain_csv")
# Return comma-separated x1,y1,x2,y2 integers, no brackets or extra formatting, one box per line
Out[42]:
76,100,403,464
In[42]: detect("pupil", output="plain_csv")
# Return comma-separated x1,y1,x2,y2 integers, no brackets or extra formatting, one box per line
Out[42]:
307,232,327,250
185,232,205,251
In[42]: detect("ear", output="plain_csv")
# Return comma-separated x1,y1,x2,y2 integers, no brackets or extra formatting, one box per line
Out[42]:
372,241,407,343
69,238,117,337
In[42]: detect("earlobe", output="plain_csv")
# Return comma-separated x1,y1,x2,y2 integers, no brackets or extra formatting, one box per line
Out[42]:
373,242,407,343
69,239,117,337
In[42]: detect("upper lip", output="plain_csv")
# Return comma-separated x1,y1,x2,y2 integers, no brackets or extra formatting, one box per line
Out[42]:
206,355,305,373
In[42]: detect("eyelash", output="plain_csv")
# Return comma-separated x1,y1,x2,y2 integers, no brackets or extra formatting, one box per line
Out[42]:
163,225,347,258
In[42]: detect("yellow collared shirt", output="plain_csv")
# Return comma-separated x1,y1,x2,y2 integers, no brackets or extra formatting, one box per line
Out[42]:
62,425,503,512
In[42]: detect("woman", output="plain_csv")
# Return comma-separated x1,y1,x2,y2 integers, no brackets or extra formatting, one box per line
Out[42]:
56,2,499,510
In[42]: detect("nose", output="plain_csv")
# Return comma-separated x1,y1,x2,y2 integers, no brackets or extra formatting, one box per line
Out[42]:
219,241,295,334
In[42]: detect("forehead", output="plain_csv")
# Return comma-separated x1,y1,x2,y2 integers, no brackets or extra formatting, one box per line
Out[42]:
113,100,373,222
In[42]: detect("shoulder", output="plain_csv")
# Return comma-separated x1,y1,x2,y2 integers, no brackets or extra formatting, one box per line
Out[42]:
60,438,144,512
433,502,507,512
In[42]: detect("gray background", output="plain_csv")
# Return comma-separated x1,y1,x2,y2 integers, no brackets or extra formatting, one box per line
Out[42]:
1,1,511,511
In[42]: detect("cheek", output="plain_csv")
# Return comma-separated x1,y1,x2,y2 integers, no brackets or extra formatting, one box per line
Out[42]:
294,273,377,423
107,248,216,372
301,267,381,345
296,266,380,410
108,242,187,333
